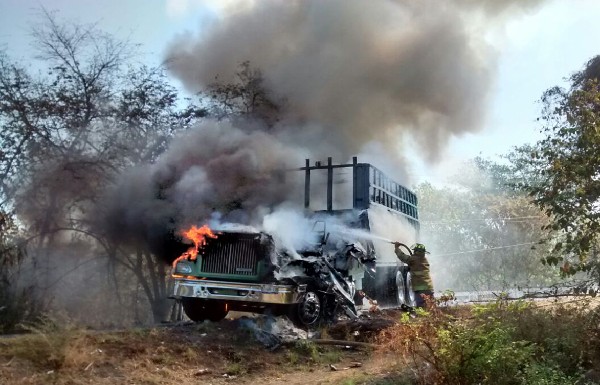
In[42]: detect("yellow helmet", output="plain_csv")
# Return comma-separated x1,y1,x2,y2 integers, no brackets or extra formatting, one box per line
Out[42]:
412,243,429,254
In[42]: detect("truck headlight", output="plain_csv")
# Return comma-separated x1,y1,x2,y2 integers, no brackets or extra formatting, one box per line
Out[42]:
175,262,193,275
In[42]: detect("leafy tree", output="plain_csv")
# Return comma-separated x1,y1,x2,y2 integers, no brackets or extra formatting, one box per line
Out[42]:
518,56,600,279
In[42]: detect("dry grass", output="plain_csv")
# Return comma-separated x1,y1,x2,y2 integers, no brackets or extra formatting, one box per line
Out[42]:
0,320,390,385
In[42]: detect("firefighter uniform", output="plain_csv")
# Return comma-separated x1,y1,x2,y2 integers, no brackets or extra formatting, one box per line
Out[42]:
394,243,434,308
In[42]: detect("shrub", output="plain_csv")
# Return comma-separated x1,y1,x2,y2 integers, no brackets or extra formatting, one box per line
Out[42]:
434,321,534,384
378,299,599,385
474,299,600,376
291,339,320,362
520,363,576,385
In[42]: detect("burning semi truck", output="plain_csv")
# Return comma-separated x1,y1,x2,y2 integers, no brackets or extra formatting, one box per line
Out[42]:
170,157,419,327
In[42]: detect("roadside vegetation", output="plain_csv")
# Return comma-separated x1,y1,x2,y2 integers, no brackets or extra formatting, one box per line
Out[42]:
2,300,599,384
377,298,600,385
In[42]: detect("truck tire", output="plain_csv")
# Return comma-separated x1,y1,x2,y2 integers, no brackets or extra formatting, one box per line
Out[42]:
181,298,229,322
395,270,407,307
404,272,417,308
288,287,323,329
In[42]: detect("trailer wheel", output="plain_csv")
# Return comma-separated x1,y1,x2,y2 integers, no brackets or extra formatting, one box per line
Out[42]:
404,272,417,308
289,287,323,329
395,270,407,306
181,298,229,322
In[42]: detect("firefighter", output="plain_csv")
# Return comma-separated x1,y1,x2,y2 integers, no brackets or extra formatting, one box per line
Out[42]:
394,243,434,308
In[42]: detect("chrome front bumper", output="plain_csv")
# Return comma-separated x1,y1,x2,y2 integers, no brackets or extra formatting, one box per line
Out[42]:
172,279,305,304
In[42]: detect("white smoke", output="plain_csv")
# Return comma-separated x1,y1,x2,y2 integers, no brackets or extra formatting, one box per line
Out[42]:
262,204,417,264
262,206,319,254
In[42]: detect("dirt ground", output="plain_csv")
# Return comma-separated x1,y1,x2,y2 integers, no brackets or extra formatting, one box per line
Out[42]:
0,314,409,385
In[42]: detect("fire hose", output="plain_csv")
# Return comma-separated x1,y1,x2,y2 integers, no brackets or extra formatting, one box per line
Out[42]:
390,241,412,258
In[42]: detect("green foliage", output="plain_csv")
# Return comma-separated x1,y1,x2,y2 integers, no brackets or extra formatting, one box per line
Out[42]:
520,364,576,385
436,322,534,384
476,299,600,377
380,300,600,385
291,339,320,362
514,55,600,278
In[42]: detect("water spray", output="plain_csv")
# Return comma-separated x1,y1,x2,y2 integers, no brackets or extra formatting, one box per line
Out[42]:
327,224,394,244
325,222,414,258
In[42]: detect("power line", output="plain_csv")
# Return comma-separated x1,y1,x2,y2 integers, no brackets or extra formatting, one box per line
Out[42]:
435,242,537,257
422,216,544,224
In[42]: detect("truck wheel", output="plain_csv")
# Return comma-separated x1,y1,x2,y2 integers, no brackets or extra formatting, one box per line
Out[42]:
181,298,229,322
289,289,323,329
395,270,407,306
404,272,417,308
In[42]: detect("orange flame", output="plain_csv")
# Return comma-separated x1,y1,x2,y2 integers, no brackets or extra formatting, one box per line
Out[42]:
172,225,217,268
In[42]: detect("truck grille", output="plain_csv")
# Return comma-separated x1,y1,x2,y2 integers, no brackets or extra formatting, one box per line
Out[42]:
200,233,263,276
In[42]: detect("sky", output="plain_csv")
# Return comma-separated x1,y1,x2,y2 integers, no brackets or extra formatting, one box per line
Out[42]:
409,0,600,184
1,0,600,187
